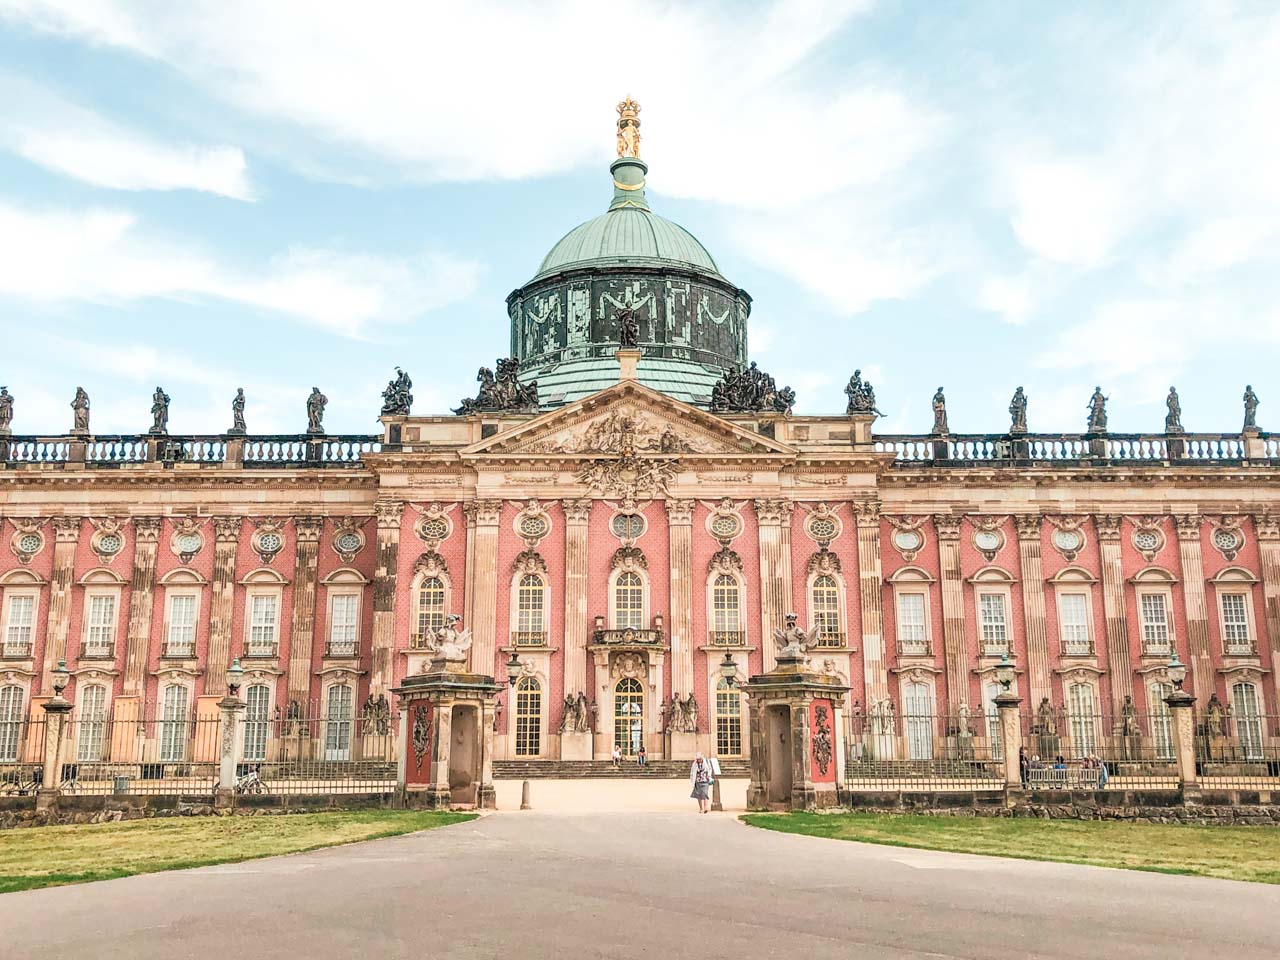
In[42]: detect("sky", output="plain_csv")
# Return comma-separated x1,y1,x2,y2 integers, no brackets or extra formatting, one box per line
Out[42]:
0,0,1278,437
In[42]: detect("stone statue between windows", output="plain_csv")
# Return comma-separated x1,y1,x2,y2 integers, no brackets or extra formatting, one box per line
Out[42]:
150,385,170,435
71,386,90,434
306,387,328,435
1086,386,1108,433
1243,385,1260,431
1008,386,1027,435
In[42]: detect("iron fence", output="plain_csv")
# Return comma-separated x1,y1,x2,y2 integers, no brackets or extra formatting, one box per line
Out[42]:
1195,711,1280,790
236,708,399,795
0,717,46,795
843,714,1003,791
61,712,222,797
1021,712,1179,791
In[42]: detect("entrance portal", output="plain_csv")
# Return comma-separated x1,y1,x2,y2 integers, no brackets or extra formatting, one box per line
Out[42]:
614,677,644,756
765,705,793,804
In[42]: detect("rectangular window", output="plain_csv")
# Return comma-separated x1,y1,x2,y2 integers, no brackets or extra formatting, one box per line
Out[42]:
76,685,108,762
248,594,278,656
978,593,1008,655
1150,682,1174,761
1220,593,1252,654
160,685,189,762
328,595,359,656
0,685,24,762
1231,683,1264,761
3,595,35,657
1067,683,1098,757
243,685,271,762
896,593,928,654
1057,593,1091,656
84,594,117,656
1140,593,1170,654
166,594,197,657
324,685,353,760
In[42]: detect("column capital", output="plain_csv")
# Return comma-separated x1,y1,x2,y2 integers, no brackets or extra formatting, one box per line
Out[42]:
50,516,81,543
665,498,695,524
375,499,404,530
132,517,163,543
1094,514,1123,542
753,498,792,525
213,516,243,543
563,498,593,524
1255,513,1280,541
293,516,325,543
851,498,882,523
932,514,962,540
465,499,503,526
1173,513,1203,542
1013,514,1042,541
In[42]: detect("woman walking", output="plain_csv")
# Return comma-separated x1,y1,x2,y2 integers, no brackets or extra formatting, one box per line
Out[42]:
690,751,714,813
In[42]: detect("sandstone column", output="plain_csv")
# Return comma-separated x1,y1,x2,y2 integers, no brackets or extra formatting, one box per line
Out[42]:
40,517,80,696
466,500,503,678
1174,515,1214,706
933,515,968,711
1095,515,1134,713
285,517,324,708
666,499,695,696
1253,515,1280,707
754,499,793,672
853,499,888,705
1014,515,1052,707
204,518,242,696
122,517,163,697
562,499,592,699
369,500,403,697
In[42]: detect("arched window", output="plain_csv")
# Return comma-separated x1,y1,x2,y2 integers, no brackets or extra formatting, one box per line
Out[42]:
244,684,271,762
515,676,542,757
515,575,546,646
614,677,643,755
715,678,742,756
614,572,644,630
0,685,24,762
1231,682,1264,760
810,574,842,646
417,576,446,637
76,684,108,762
711,574,741,645
1150,682,1174,760
159,684,190,762
324,684,353,760
903,682,934,760
1067,682,1098,758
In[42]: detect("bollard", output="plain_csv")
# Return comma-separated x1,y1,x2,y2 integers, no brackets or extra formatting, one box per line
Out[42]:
711,778,723,812
520,779,531,810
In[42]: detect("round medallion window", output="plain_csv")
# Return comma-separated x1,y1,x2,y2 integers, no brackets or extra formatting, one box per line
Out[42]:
17,534,42,555
258,533,283,553
612,514,646,539
809,517,838,541
1052,529,1083,553
974,530,1002,552
335,532,363,554
1212,529,1241,552
97,534,123,555
176,533,203,554
893,529,923,552
518,515,549,539
709,515,740,540
419,517,449,541
1133,530,1161,552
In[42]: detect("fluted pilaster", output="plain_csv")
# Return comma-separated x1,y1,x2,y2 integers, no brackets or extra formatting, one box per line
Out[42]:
754,499,792,672
1095,515,1133,712
933,515,968,711
40,517,80,695
122,517,162,696
369,500,403,696
1253,515,1280,707
465,500,503,677
666,499,695,696
1014,514,1052,707
1174,515,1213,706
853,500,888,704
562,498,592,698
285,517,324,706
205,517,243,695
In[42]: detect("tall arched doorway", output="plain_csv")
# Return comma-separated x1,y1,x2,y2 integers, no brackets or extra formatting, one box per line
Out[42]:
613,677,644,756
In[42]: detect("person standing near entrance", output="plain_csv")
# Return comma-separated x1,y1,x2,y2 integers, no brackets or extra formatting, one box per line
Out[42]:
690,752,714,813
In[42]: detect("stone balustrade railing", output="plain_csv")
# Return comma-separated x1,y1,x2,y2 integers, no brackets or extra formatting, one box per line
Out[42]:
0,434,381,468
873,432,1274,466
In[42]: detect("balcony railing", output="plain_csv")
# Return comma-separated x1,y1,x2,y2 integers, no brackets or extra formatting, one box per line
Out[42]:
1,641,33,659
1224,642,1258,657
811,631,846,649
79,644,115,659
511,631,548,647
708,630,745,646
592,627,664,646
325,640,358,658
897,641,931,657
1060,641,1095,657
162,643,196,659
244,643,278,658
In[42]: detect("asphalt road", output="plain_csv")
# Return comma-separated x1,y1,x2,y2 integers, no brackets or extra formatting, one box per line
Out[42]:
2,812,1277,959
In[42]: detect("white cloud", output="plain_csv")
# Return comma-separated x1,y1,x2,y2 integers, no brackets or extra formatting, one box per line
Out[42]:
1006,158,1130,267
0,200,483,336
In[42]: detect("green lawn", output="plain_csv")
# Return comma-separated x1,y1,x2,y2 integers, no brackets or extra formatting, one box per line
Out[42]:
0,809,475,894
741,812,1280,884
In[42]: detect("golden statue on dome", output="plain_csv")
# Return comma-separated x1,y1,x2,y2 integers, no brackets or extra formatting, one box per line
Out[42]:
616,97,641,158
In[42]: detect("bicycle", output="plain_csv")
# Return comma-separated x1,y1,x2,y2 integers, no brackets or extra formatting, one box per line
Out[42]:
234,767,269,794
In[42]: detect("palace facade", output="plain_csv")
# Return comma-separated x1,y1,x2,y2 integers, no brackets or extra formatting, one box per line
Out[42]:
1,102,1278,769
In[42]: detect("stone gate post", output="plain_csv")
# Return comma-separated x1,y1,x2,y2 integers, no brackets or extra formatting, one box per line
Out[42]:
216,661,248,808
995,692,1023,789
1164,686,1199,797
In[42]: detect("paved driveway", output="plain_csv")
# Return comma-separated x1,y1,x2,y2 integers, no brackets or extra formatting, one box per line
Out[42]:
2,812,1277,959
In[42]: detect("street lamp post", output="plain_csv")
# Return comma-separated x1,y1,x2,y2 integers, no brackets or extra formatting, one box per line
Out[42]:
38,659,73,812
1162,652,1198,792
992,651,1023,789
711,654,738,812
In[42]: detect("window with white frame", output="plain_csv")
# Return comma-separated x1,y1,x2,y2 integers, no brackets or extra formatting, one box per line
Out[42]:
324,684,353,760
243,684,271,762
1231,682,1264,760
1139,592,1171,655
247,593,279,656
978,592,1009,655
710,574,742,644
82,593,118,657
1219,593,1253,655
165,593,197,657
715,678,743,756
810,575,843,646
896,592,928,655
614,572,644,630
2,593,36,658
1150,682,1174,760
514,676,542,756
76,684,108,762
417,576,446,637
1067,682,1098,757
328,594,360,656
903,682,934,760
1057,592,1092,656
514,574,546,645
159,684,189,762
0,685,24,762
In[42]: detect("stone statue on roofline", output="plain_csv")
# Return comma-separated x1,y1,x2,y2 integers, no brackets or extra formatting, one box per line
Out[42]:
150,386,170,436
306,387,328,435
71,387,90,435
616,307,640,349
1165,387,1183,434
844,369,883,418
1086,386,1108,434
1009,386,1027,435
0,386,12,436
931,386,948,435
453,357,538,414
230,388,246,435
709,361,795,415
381,367,413,417
1243,385,1260,431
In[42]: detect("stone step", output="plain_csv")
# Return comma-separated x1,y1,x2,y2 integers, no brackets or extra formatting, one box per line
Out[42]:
493,759,750,780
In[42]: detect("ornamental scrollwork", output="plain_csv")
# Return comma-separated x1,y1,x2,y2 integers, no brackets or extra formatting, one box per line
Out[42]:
251,518,287,564
375,500,404,531
51,516,81,543
133,516,164,544
512,548,547,577
932,514,962,541
807,546,842,576
213,516,243,544
610,545,647,573
709,545,743,576
414,550,449,579
885,515,926,561
813,705,833,776
753,498,791,526
411,705,431,767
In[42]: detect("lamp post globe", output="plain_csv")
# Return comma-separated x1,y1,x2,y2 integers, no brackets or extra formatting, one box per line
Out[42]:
505,650,522,687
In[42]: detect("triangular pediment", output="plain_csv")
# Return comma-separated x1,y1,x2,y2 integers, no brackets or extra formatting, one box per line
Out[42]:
460,381,795,458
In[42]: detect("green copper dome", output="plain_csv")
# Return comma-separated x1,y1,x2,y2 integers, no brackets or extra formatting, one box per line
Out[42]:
535,159,721,278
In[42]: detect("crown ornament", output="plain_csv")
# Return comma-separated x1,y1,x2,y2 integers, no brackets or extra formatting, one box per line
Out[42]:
616,96,641,159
